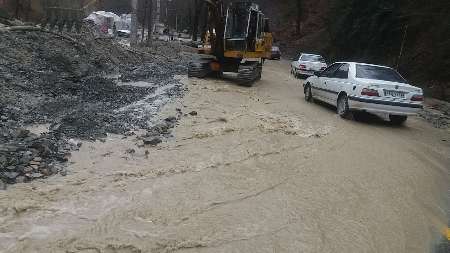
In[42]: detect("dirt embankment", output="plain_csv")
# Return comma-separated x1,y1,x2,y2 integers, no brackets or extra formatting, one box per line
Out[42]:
0,23,191,187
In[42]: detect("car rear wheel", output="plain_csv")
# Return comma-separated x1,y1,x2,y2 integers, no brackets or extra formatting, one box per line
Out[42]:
389,115,407,125
337,95,352,119
304,84,313,102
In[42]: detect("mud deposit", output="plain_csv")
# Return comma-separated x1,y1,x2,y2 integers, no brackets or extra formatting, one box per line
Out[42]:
0,25,189,185
0,60,448,253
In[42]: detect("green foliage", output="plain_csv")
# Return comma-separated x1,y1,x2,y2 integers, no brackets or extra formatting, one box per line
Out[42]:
327,0,404,64
326,0,450,96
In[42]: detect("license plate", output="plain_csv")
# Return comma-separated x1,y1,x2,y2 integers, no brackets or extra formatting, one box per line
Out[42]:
384,90,407,98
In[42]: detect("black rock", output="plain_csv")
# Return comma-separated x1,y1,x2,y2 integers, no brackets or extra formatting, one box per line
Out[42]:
3,171,19,180
165,116,177,123
189,111,198,116
125,148,136,154
143,137,162,146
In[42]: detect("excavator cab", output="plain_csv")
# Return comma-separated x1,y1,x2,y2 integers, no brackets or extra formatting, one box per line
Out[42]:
224,2,270,58
189,1,273,86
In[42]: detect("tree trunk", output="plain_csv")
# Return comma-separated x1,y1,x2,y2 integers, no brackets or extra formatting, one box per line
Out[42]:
192,0,200,41
147,0,153,46
296,0,302,35
131,0,138,47
141,0,148,42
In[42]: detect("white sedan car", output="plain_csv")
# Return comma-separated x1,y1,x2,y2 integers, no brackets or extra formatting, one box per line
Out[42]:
291,53,327,79
303,62,424,124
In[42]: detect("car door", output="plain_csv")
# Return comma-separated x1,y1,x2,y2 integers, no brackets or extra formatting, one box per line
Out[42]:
314,63,341,102
326,63,350,104
291,54,301,73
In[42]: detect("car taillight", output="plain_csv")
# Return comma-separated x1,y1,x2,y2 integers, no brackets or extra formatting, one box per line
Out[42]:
411,94,424,101
299,64,306,70
361,88,379,97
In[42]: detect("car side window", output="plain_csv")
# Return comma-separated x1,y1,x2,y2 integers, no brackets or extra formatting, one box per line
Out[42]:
332,64,349,79
321,64,341,77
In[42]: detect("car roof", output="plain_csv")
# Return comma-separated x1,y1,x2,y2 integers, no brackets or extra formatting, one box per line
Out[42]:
335,62,392,69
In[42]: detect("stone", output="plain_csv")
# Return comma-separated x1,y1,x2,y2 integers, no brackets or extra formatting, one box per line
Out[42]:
14,129,30,138
0,155,7,164
0,180,6,190
41,168,50,176
3,171,19,180
60,169,67,176
15,176,26,183
6,166,16,171
125,148,136,154
26,173,43,179
165,116,177,123
189,111,198,116
143,137,162,146
33,157,42,162
23,166,33,173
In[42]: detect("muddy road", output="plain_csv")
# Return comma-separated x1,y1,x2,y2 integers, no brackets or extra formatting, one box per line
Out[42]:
1,60,449,253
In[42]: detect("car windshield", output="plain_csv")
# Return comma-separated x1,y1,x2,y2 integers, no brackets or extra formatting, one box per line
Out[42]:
356,65,407,83
300,55,325,63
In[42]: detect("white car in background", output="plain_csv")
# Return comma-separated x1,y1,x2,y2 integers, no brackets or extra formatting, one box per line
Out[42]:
291,53,327,79
303,62,424,125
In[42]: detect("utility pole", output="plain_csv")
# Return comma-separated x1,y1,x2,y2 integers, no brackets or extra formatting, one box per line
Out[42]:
131,0,138,47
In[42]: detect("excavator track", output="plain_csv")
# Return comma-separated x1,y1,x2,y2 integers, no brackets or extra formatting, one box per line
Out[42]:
188,58,213,78
237,62,262,86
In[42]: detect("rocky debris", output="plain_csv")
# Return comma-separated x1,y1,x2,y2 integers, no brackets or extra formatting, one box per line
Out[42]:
0,124,74,184
419,99,450,129
139,116,179,147
143,137,162,146
0,23,191,185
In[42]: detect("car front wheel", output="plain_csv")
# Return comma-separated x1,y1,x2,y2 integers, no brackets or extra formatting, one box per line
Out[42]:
337,95,352,119
389,115,407,125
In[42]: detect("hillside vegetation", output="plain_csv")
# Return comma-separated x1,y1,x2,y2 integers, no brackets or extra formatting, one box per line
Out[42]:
264,0,450,100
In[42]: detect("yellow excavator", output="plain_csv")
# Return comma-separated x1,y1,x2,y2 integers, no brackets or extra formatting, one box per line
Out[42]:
188,0,273,86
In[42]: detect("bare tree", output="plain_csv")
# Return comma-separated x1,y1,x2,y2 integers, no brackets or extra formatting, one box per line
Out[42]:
192,0,202,41
141,0,148,42
147,0,153,46
296,0,302,35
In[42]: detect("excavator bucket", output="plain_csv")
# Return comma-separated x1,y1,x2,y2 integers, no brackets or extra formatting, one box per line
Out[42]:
43,0,98,32
0,0,97,32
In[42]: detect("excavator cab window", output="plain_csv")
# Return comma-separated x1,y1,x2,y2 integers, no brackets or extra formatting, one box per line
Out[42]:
247,10,258,51
224,3,251,52
264,18,271,33
225,6,248,39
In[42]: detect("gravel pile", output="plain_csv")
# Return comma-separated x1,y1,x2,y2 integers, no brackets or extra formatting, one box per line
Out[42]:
419,99,450,129
0,23,191,186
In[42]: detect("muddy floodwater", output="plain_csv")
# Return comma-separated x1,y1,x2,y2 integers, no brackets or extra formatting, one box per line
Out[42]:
1,61,449,252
